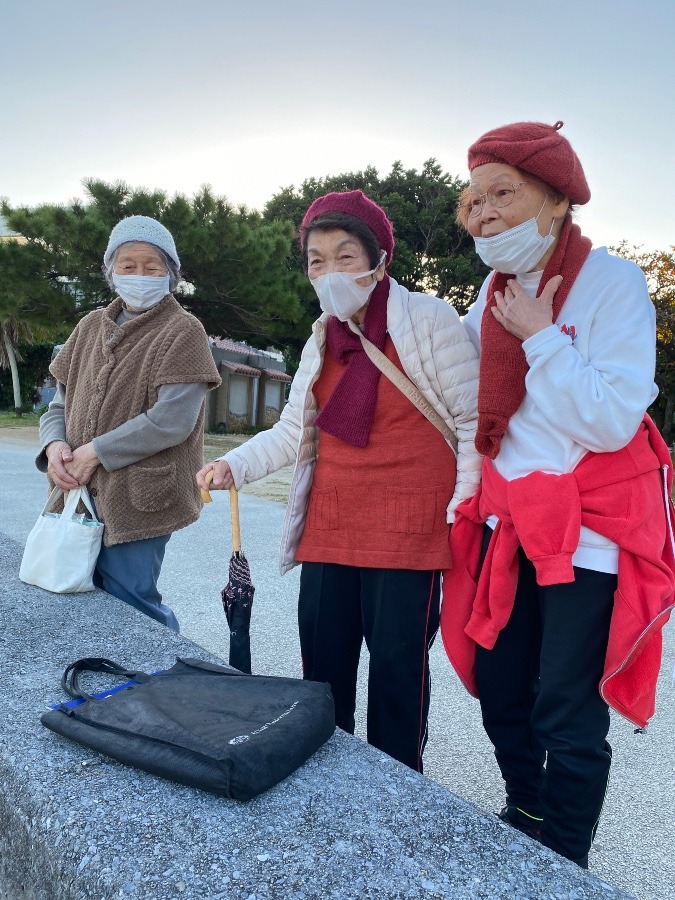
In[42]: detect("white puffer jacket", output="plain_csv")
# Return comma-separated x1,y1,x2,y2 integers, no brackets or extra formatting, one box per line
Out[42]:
223,278,481,574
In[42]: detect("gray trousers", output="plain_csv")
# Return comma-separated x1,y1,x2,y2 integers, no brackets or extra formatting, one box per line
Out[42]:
93,534,179,632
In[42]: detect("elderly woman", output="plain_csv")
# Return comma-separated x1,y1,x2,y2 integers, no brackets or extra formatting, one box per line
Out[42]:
197,190,481,771
38,215,221,631
441,121,675,867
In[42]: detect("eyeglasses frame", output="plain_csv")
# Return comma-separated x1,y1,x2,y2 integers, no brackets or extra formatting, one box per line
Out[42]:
465,180,528,219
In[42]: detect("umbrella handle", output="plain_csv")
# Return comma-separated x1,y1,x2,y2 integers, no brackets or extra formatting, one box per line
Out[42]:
229,486,242,553
200,468,214,503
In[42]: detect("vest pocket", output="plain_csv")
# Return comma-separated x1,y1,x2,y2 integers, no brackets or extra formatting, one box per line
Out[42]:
129,462,177,513
305,486,339,531
385,488,441,535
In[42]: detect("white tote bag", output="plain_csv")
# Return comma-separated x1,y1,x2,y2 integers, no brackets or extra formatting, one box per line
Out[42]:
19,486,104,593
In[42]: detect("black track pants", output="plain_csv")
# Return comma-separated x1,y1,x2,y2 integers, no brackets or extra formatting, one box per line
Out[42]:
476,535,615,863
298,562,439,772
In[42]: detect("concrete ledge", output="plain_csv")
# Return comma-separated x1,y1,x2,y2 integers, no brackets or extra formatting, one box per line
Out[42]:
0,536,632,899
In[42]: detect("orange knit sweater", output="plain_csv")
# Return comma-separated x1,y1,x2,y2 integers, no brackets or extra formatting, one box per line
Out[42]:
295,337,456,570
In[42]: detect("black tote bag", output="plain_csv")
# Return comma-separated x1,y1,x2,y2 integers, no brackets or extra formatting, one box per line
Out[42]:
41,657,335,801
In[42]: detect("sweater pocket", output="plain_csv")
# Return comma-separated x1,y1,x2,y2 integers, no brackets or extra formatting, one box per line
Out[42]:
385,488,441,535
305,487,339,531
129,462,177,513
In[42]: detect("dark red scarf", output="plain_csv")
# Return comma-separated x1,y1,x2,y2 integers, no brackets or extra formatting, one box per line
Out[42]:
314,275,390,448
476,218,592,459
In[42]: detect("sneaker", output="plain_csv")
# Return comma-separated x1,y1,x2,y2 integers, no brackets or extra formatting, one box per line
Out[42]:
497,805,543,842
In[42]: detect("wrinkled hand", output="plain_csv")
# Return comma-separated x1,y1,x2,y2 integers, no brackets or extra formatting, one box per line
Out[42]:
46,441,80,491
492,275,563,341
196,460,234,491
63,442,100,486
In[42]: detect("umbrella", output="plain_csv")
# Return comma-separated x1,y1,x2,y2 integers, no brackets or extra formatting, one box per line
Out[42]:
201,476,255,674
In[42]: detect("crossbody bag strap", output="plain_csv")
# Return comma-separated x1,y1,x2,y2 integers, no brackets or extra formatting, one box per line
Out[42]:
348,320,458,454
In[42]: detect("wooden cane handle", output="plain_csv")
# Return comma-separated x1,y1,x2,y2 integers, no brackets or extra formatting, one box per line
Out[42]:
200,468,215,503
229,486,241,553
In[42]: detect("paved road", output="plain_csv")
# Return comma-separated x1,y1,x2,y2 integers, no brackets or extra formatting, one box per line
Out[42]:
2,433,673,899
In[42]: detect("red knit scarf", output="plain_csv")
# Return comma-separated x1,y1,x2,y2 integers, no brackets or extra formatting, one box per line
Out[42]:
314,274,390,448
476,218,592,459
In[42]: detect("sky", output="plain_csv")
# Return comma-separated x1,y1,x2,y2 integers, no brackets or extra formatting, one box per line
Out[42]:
1,0,673,252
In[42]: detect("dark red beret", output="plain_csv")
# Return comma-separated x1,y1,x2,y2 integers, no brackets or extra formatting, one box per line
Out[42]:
468,120,590,205
300,190,395,265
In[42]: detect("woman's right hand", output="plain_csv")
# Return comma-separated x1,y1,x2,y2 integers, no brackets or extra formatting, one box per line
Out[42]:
45,441,80,491
196,460,234,492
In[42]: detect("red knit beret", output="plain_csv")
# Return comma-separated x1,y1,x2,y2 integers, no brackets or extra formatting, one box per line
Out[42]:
468,120,591,205
300,190,395,265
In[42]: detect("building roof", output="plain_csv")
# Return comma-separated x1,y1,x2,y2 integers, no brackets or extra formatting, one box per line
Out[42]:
260,368,292,383
210,336,281,361
210,335,289,380
210,336,250,353
220,360,262,378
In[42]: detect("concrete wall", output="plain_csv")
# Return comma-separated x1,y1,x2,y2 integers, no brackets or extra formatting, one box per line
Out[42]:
0,531,632,900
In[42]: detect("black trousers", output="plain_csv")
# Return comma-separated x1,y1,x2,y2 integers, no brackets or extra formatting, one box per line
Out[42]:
476,529,616,863
298,562,440,772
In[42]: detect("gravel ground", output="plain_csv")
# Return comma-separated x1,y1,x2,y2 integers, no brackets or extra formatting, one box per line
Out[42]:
2,427,674,900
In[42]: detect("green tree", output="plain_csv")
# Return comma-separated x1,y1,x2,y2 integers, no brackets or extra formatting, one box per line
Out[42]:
2,165,486,379
613,243,675,441
2,180,307,353
0,238,74,413
264,159,488,315
0,341,55,410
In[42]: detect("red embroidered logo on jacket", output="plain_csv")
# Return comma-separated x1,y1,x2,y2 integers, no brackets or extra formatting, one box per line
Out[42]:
560,323,576,343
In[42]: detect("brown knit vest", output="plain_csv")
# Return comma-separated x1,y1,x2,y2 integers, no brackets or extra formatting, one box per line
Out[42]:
50,295,221,546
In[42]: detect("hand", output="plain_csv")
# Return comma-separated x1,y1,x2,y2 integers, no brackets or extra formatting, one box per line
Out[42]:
63,442,100,486
46,441,80,491
196,460,234,491
492,275,563,341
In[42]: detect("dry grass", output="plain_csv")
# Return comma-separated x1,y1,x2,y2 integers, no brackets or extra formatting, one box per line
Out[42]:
203,433,293,504
202,433,252,461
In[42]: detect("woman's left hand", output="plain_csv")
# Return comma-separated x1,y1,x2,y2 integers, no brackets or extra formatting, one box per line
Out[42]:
492,275,563,341
64,442,100,486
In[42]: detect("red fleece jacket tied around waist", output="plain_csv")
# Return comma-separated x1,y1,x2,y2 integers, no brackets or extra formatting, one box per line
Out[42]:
440,416,675,728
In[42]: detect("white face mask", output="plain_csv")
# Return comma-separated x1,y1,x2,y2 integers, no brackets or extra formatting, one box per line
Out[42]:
473,200,555,274
311,252,386,321
112,273,170,310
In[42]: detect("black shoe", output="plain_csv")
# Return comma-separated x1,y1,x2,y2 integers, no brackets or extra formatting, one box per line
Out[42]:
539,838,590,870
497,805,543,842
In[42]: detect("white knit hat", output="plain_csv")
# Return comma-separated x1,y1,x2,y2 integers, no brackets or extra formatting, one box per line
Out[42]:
103,215,180,268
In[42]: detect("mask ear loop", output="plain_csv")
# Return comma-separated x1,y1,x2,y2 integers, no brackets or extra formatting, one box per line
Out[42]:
374,250,387,279
346,250,387,285
535,195,557,236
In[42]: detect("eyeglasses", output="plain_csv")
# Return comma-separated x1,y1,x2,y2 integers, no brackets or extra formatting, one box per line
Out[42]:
464,181,527,218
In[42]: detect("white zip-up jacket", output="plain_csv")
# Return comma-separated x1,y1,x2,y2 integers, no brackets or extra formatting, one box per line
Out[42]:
222,278,481,574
